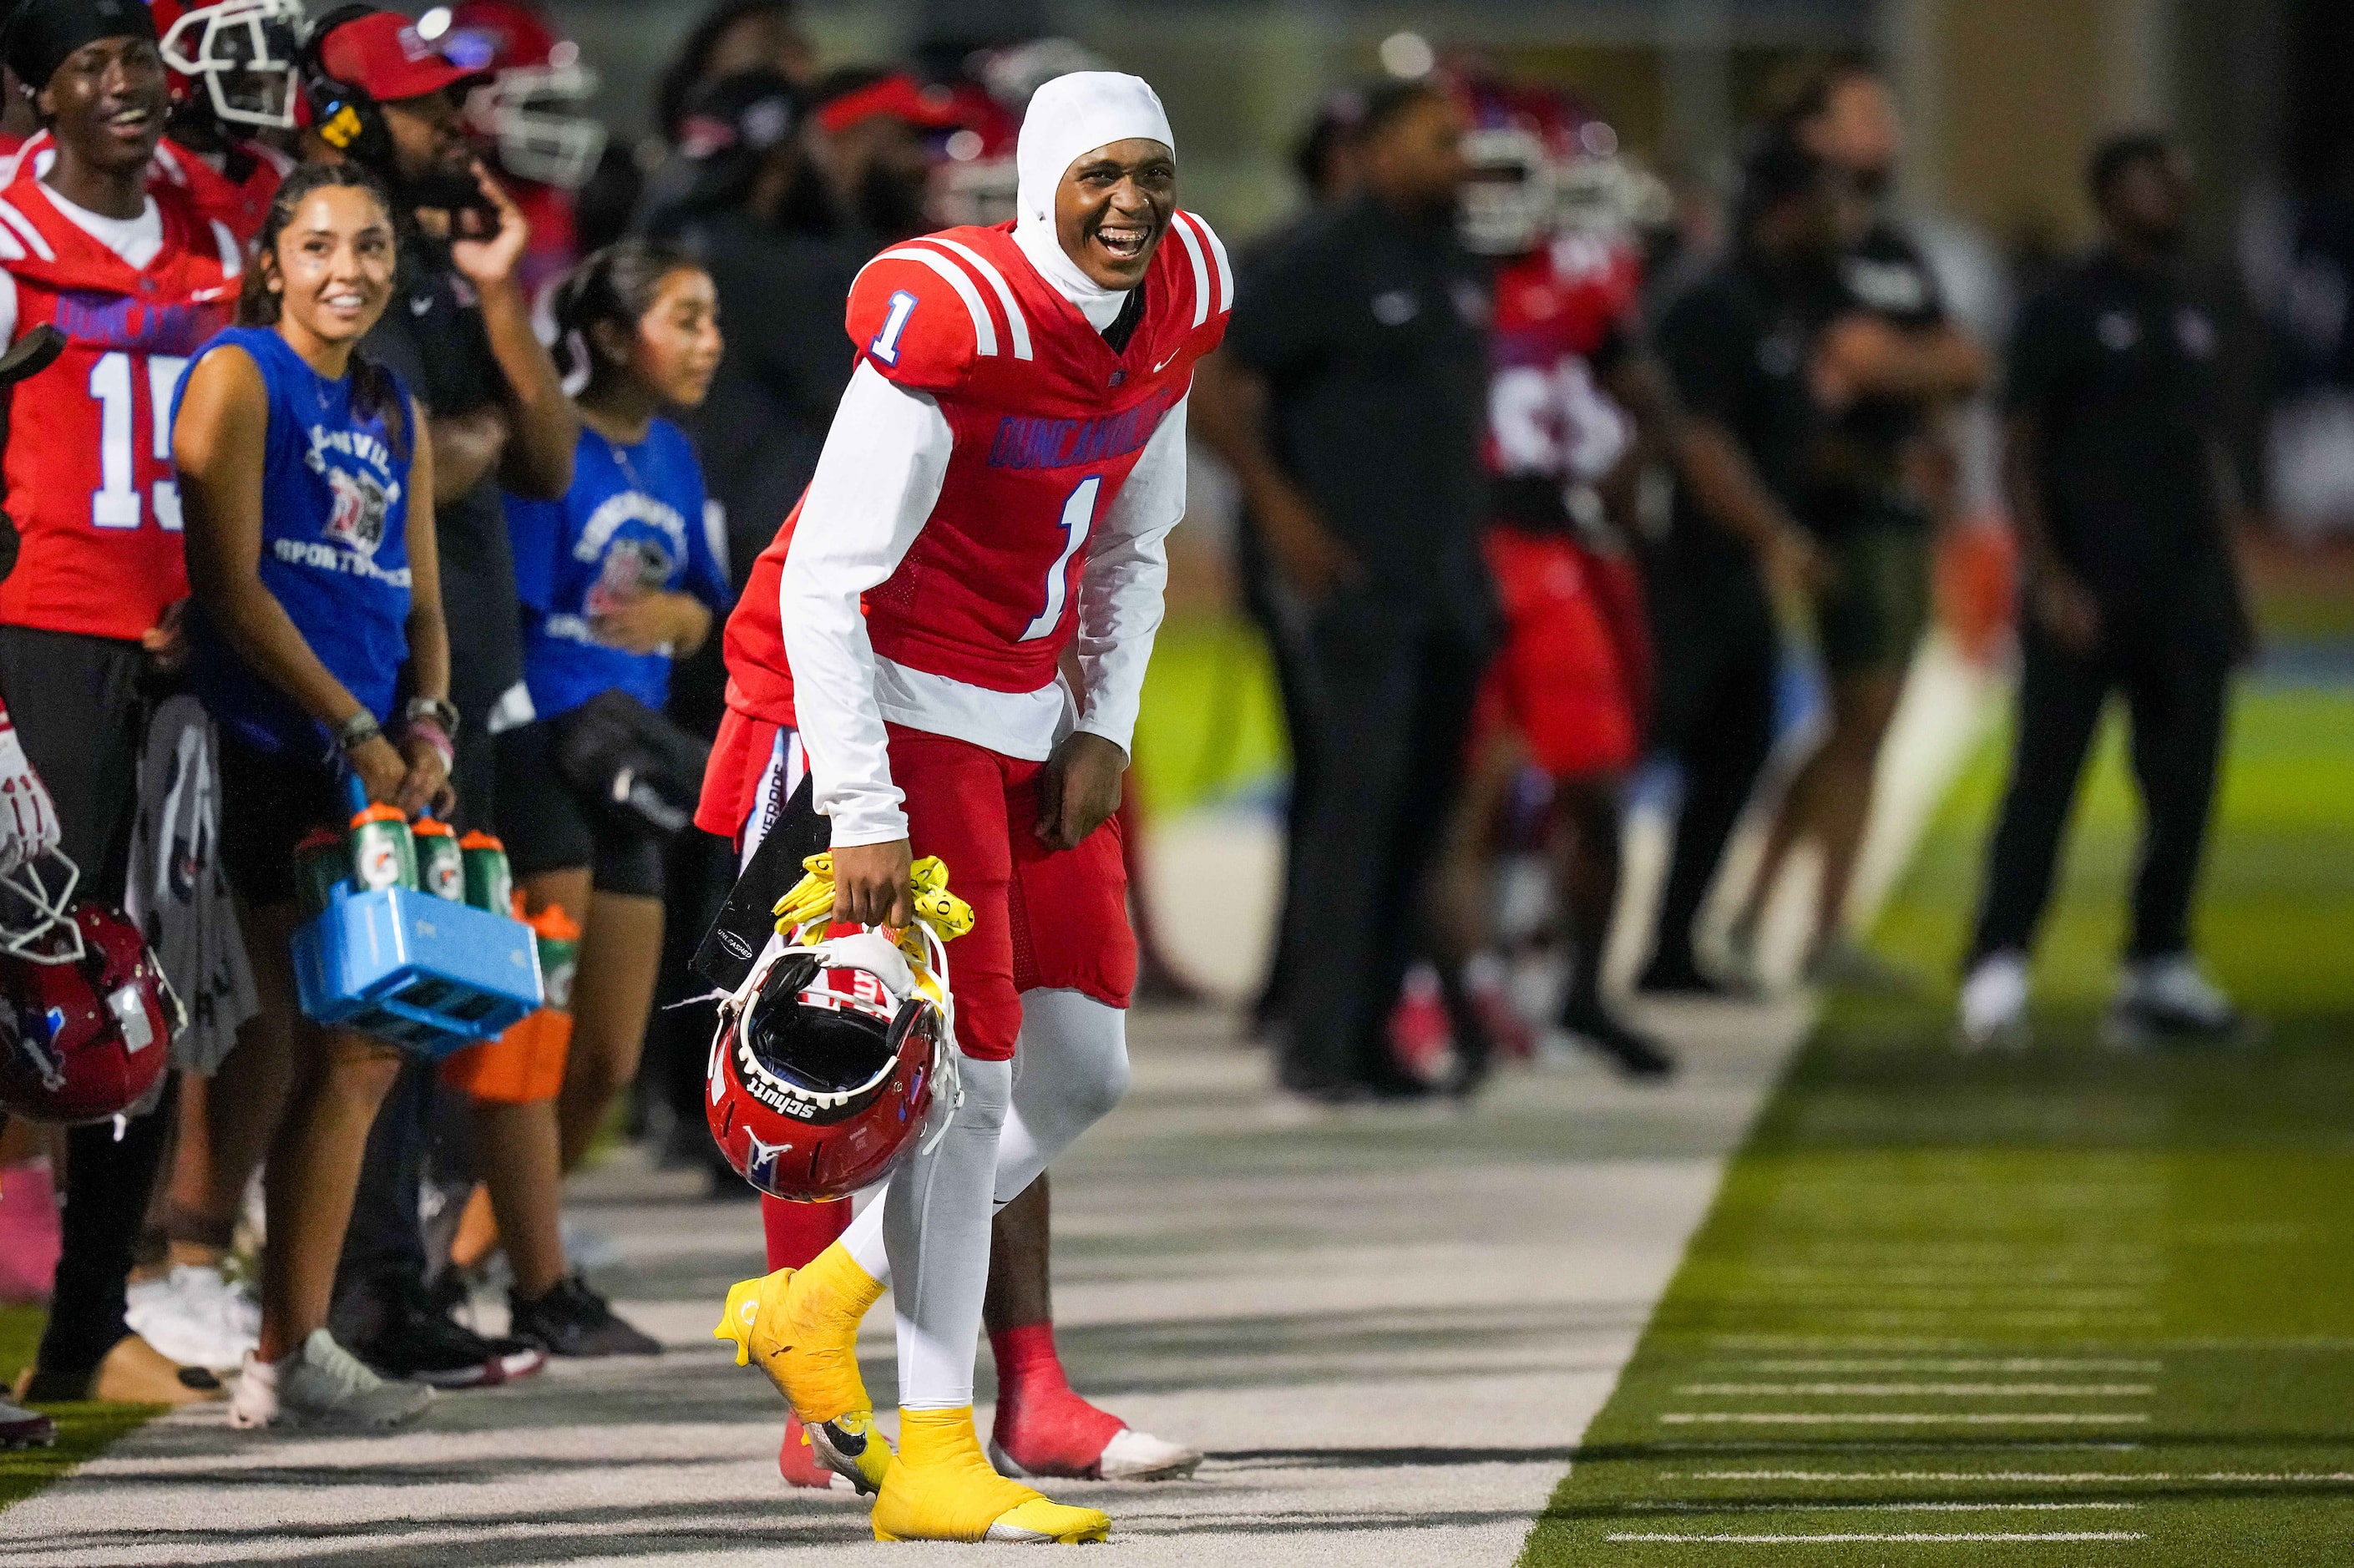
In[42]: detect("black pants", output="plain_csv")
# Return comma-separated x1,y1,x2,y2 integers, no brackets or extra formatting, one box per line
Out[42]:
1234,525,1325,1032
1969,620,2230,965
0,625,166,1384
1643,559,1779,978
1278,592,1489,1090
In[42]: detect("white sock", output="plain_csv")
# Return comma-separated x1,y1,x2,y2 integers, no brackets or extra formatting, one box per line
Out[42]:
887,1055,1010,1410
832,990,1131,1287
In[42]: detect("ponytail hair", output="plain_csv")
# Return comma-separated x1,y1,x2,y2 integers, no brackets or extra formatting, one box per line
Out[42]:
551,236,702,387
237,161,409,461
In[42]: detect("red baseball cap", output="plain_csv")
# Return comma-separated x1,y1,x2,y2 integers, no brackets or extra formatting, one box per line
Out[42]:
317,9,482,104
816,73,964,136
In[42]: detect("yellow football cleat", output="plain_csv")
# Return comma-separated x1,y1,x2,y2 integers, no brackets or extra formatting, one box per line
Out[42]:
871,1407,1111,1544
806,1409,897,1496
712,1244,885,1426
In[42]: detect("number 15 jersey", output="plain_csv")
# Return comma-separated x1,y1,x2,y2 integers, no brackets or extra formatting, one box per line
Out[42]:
0,163,241,642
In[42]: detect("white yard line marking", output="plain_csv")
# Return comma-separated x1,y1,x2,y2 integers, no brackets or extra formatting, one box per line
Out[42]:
1630,1502,2139,1513
1607,1532,2148,1544
1661,1413,2152,1425
1676,1383,2154,1397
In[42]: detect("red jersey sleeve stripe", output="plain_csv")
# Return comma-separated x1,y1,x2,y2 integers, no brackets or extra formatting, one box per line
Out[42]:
912,236,1033,362
1168,212,1212,328
0,199,53,262
866,245,1000,357
1188,210,1235,314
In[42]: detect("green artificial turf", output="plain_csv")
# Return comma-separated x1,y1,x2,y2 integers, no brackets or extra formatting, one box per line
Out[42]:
1521,682,2354,1565
0,1303,163,1512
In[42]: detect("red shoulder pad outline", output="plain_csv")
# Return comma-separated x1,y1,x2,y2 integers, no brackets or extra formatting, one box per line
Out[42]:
845,242,1025,392
1162,209,1234,353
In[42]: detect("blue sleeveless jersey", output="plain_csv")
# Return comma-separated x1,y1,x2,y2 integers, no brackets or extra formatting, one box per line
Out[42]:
181,326,415,756
506,417,727,721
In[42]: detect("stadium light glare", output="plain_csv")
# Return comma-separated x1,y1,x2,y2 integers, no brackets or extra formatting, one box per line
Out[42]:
1379,31,1435,80
417,6,451,41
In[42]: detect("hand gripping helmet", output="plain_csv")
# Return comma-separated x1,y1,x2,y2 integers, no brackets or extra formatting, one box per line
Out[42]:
706,925,955,1201
0,856,183,1125
446,0,608,190
156,0,308,131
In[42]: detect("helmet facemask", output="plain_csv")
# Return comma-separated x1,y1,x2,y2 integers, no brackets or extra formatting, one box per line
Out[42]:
159,0,305,131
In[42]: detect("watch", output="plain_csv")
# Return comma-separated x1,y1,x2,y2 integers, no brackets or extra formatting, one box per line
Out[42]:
404,695,460,737
334,711,382,753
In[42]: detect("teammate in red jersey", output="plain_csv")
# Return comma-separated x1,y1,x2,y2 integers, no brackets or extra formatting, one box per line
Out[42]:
0,0,241,1409
708,70,1224,1542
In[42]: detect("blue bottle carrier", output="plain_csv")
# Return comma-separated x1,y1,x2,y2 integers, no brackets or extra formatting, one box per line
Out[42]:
292,881,543,1059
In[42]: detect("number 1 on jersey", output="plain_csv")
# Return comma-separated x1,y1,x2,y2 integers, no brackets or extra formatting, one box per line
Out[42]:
1020,476,1101,641
869,290,918,366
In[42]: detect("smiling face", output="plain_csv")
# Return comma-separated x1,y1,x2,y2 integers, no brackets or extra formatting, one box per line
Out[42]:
600,266,724,409
1053,137,1175,291
269,185,397,348
39,35,169,175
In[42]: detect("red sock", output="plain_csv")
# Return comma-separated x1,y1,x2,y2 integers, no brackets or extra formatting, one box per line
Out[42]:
762,1194,851,1272
989,1321,1125,1477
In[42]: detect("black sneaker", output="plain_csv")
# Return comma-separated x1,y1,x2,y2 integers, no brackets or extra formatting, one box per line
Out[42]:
352,1280,547,1390
509,1275,664,1358
1559,998,1678,1080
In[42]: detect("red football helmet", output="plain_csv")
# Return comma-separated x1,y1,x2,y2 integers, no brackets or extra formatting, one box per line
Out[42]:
447,0,607,190
706,928,954,1202
0,856,183,1125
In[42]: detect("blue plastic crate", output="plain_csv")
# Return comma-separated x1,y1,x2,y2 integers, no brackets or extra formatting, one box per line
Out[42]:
291,883,543,1059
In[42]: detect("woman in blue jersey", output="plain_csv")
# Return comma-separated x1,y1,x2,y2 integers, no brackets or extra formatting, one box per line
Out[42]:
483,238,723,1350
171,162,449,1431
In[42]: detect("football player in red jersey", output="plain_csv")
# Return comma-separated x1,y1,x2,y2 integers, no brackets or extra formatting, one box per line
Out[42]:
707,70,1225,1542
0,0,241,1408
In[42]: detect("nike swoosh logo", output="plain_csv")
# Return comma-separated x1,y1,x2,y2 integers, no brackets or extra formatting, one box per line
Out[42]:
1152,352,1180,373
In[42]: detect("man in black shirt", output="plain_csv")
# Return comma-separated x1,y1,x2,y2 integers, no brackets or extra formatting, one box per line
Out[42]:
1638,138,1848,995
1197,79,1495,1098
1959,134,2252,1050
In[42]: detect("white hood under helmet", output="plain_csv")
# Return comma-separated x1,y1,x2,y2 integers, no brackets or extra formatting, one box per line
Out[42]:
1010,70,1173,330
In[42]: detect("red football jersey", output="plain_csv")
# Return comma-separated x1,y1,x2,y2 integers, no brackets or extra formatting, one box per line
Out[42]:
723,213,1232,728
0,165,241,641
1486,230,1643,489
6,132,286,243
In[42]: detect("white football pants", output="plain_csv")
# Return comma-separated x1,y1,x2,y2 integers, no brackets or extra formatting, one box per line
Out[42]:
838,988,1131,1409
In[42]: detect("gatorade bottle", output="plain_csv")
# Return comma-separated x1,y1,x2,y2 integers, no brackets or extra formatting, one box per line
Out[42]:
348,803,418,892
459,831,514,914
413,819,464,902
295,827,347,914
529,905,582,1012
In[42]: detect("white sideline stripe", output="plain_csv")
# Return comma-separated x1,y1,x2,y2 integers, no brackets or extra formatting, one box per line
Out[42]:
1679,1470,2354,1485
0,199,53,261
1734,1359,2164,1373
1676,1383,2154,1397
909,236,1032,361
1635,1502,2139,1513
1662,1413,2152,1425
1168,211,1212,327
1608,1533,2148,1545
868,246,999,357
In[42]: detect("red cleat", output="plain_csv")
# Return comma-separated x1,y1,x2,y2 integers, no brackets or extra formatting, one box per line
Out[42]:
987,1323,1201,1482
778,1413,843,1490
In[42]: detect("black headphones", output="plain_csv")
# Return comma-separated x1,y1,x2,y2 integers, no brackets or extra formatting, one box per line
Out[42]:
299,3,392,171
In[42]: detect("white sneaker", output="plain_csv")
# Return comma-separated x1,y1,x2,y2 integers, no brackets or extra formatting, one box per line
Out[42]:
126,1265,258,1372
1957,952,2030,1050
230,1330,433,1432
2106,955,2248,1048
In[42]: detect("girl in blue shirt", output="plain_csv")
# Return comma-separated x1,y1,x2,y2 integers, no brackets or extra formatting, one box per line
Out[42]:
174,162,448,1429
486,239,723,1342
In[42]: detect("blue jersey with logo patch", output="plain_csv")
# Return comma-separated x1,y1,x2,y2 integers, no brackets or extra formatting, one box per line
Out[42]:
180,326,414,756
506,418,727,720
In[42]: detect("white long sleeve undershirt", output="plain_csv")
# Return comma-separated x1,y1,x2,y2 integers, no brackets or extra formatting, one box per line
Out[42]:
777,362,1189,847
